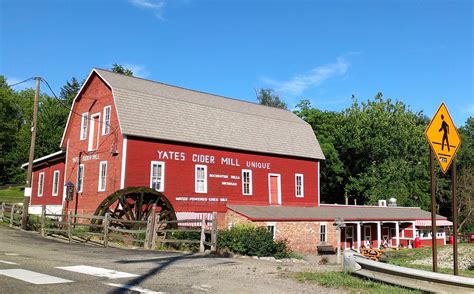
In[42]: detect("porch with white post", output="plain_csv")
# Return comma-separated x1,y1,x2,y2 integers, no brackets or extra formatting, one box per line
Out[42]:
356,222,361,252
377,222,382,249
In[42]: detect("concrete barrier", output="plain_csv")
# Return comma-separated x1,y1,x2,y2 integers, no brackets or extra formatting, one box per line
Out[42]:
344,252,474,293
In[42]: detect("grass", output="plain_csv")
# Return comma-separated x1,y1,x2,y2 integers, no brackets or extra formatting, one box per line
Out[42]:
295,271,422,293
381,244,474,278
0,186,25,204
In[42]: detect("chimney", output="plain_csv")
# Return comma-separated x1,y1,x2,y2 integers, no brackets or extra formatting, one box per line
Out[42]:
388,198,397,207
378,200,387,207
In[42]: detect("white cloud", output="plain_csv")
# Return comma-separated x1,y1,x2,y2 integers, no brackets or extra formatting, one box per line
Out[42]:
262,57,349,96
129,0,166,19
122,63,150,78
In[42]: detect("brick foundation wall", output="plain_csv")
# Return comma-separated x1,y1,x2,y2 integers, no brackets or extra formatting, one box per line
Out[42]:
224,210,338,254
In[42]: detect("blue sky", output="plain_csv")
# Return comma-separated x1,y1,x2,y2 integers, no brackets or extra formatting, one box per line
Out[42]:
1,0,472,126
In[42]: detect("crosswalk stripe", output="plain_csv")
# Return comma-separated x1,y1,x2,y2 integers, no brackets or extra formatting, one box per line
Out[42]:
4,253,19,256
56,265,138,279
104,283,164,294
0,260,18,265
0,269,73,285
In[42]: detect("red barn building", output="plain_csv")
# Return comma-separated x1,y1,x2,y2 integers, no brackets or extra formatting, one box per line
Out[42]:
24,69,451,253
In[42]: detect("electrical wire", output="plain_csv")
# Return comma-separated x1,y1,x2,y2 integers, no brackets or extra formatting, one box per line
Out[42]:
8,77,37,87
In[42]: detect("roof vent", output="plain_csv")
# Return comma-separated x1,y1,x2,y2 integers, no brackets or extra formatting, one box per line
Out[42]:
378,200,387,207
388,198,397,207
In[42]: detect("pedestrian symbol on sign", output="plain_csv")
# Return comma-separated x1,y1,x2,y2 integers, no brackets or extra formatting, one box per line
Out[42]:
438,115,450,152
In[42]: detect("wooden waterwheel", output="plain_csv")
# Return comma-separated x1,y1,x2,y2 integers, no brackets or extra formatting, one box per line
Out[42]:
93,186,177,229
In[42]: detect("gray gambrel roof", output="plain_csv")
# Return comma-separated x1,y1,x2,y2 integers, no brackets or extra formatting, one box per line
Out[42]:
94,69,325,160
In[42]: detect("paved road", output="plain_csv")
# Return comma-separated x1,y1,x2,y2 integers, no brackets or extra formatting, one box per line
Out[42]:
0,225,235,293
0,225,337,293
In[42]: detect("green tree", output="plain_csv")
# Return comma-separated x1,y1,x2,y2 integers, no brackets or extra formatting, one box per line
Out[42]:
294,100,345,203
256,88,287,109
295,94,431,209
60,77,82,107
111,64,134,76
0,77,24,184
341,94,430,207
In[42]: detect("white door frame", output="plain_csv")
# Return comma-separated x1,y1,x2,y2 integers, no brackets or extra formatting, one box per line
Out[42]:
345,226,354,250
267,173,281,205
88,113,100,151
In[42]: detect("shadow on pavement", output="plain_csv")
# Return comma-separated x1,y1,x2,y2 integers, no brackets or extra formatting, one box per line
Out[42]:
111,253,235,293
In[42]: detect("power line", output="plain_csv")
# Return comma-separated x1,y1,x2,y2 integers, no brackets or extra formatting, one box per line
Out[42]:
9,77,36,87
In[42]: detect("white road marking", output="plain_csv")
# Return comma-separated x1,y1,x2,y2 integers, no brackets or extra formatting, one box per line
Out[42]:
4,253,19,256
0,260,18,265
0,269,73,284
105,283,165,294
56,265,138,279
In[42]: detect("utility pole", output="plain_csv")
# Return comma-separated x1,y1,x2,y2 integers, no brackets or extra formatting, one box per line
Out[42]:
21,77,41,230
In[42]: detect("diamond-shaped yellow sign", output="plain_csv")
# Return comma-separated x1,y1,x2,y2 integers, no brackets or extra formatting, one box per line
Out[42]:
424,103,461,173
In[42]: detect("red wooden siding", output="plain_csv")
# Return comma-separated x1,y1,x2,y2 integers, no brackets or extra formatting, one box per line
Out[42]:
125,138,320,213
62,73,123,214
31,162,65,206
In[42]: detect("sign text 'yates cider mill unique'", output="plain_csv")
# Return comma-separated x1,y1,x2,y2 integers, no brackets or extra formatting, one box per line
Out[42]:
157,150,271,169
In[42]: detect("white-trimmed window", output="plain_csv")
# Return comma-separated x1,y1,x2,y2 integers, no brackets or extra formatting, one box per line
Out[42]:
77,164,84,193
38,172,45,197
267,223,276,240
242,169,252,195
150,161,165,192
52,170,60,196
98,161,107,191
195,165,207,193
80,113,88,140
295,173,304,197
320,223,327,243
102,106,111,135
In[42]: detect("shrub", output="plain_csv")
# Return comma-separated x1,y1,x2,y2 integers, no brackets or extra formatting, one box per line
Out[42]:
166,229,201,251
217,224,293,258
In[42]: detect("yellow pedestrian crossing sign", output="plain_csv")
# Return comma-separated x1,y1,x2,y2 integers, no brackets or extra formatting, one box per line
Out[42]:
424,103,461,173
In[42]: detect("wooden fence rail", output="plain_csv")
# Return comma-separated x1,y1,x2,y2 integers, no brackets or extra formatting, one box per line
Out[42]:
0,203,218,252
0,203,23,227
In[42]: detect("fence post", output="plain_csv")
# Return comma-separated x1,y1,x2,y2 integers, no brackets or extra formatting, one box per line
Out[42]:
103,213,109,248
10,204,15,227
41,205,46,237
67,211,72,243
144,204,157,249
200,217,206,253
211,211,217,252
151,215,159,249
0,202,4,222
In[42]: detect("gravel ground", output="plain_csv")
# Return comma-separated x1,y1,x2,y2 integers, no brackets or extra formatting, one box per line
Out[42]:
157,255,346,293
410,245,473,270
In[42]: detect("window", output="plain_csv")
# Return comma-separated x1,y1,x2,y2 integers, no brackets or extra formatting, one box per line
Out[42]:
320,223,327,243
52,170,60,196
267,223,276,240
150,161,165,192
295,174,304,197
80,113,88,140
242,169,252,195
195,165,207,193
38,172,45,197
102,106,111,135
98,161,107,191
77,164,84,193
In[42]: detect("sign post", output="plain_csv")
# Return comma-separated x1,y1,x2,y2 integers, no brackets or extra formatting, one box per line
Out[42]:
424,103,461,275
